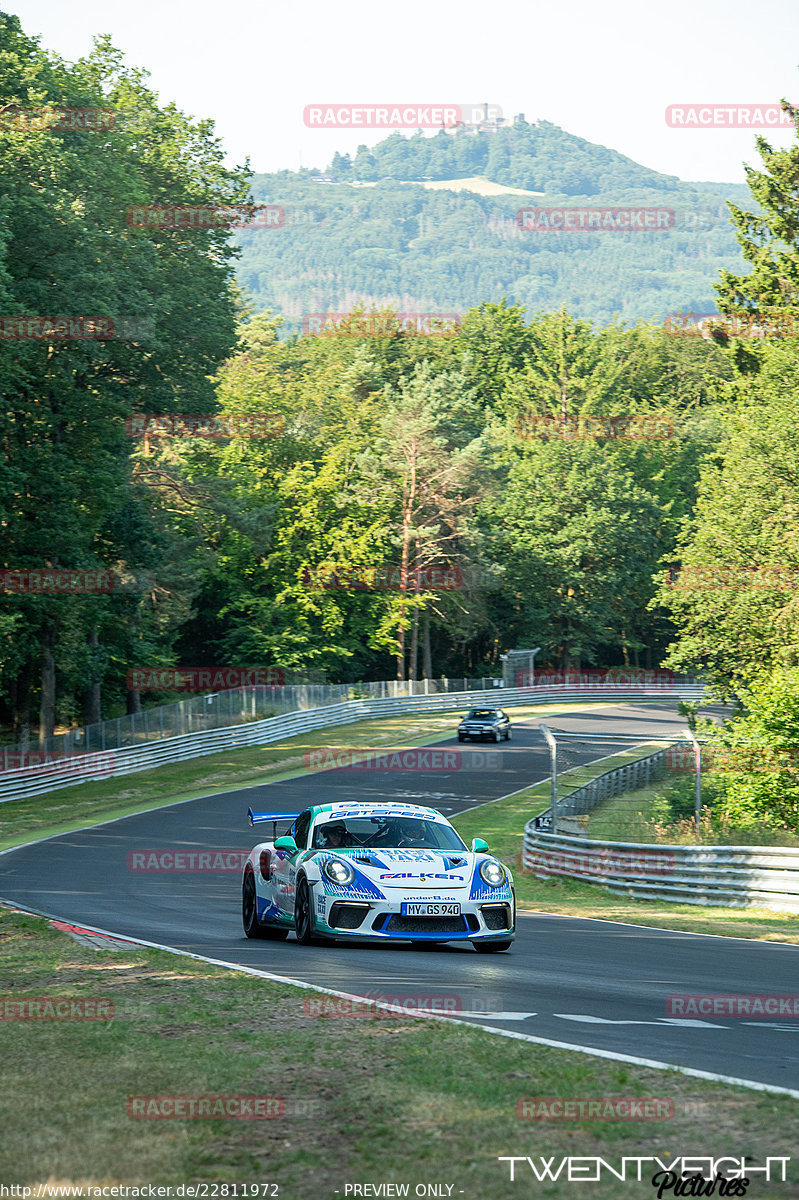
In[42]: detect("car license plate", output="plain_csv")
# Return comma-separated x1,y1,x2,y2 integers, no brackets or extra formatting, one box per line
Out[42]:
401,902,461,916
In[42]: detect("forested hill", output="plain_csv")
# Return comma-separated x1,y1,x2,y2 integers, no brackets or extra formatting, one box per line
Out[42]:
319,120,690,193
238,120,752,329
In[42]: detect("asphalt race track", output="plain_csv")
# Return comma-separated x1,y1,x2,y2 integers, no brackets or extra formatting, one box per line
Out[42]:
2,702,798,1094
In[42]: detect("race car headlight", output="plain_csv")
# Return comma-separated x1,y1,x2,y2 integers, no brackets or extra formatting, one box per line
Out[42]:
479,859,506,888
323,858,355,886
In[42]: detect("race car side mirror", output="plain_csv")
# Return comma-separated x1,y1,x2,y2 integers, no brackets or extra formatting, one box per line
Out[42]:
274,835,298,855
471,837,489,852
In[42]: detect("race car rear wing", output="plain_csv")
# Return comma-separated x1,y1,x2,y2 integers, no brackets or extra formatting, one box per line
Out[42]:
247,808,300,840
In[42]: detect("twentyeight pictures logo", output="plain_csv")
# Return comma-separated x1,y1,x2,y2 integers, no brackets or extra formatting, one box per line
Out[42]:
303,103,501,129
497,1156,789,1182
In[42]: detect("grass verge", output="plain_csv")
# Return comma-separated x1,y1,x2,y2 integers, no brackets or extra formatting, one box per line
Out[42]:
1,906,796,1198
579,780,799,848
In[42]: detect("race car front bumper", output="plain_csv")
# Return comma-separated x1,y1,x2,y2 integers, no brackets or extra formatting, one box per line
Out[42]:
316,890,515,942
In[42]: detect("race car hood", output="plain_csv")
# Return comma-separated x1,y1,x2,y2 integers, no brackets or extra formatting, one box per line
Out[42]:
321,847,475,891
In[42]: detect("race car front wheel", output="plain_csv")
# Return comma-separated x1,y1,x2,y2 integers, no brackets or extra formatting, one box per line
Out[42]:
294,875,328,946
243,868,289,940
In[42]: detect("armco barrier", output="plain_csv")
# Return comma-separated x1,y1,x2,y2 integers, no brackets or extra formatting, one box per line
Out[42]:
0,683,703,801
523,829,799,913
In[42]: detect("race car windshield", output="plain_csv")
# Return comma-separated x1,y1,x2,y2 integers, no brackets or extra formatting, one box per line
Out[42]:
312,817,467,851
466,709,496,719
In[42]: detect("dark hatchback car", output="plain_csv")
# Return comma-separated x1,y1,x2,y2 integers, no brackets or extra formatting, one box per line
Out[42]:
457,707,511,742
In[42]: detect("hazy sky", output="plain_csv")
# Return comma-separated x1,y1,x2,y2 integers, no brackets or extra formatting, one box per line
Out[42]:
7,0,799,185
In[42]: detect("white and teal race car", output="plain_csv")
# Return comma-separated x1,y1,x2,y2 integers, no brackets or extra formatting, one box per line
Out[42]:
242,801,515,951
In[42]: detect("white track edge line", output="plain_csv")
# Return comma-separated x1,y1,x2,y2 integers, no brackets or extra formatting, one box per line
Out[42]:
3,897,798,1102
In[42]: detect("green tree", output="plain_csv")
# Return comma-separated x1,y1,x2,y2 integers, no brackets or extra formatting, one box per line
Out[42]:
715,100,799,374
356,361,490,680
702,668,799,833
486,442,666,669
655,345,799,693
0,15,249,739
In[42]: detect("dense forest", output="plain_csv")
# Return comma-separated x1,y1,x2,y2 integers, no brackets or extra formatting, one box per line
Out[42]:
4,14,799,831
238,123,752,327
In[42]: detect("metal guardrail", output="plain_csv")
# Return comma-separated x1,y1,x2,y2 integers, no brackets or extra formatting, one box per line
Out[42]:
0,683,704,801
522,829,799,914
0,675,507,765
524,729,799,912
532,748,670,830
